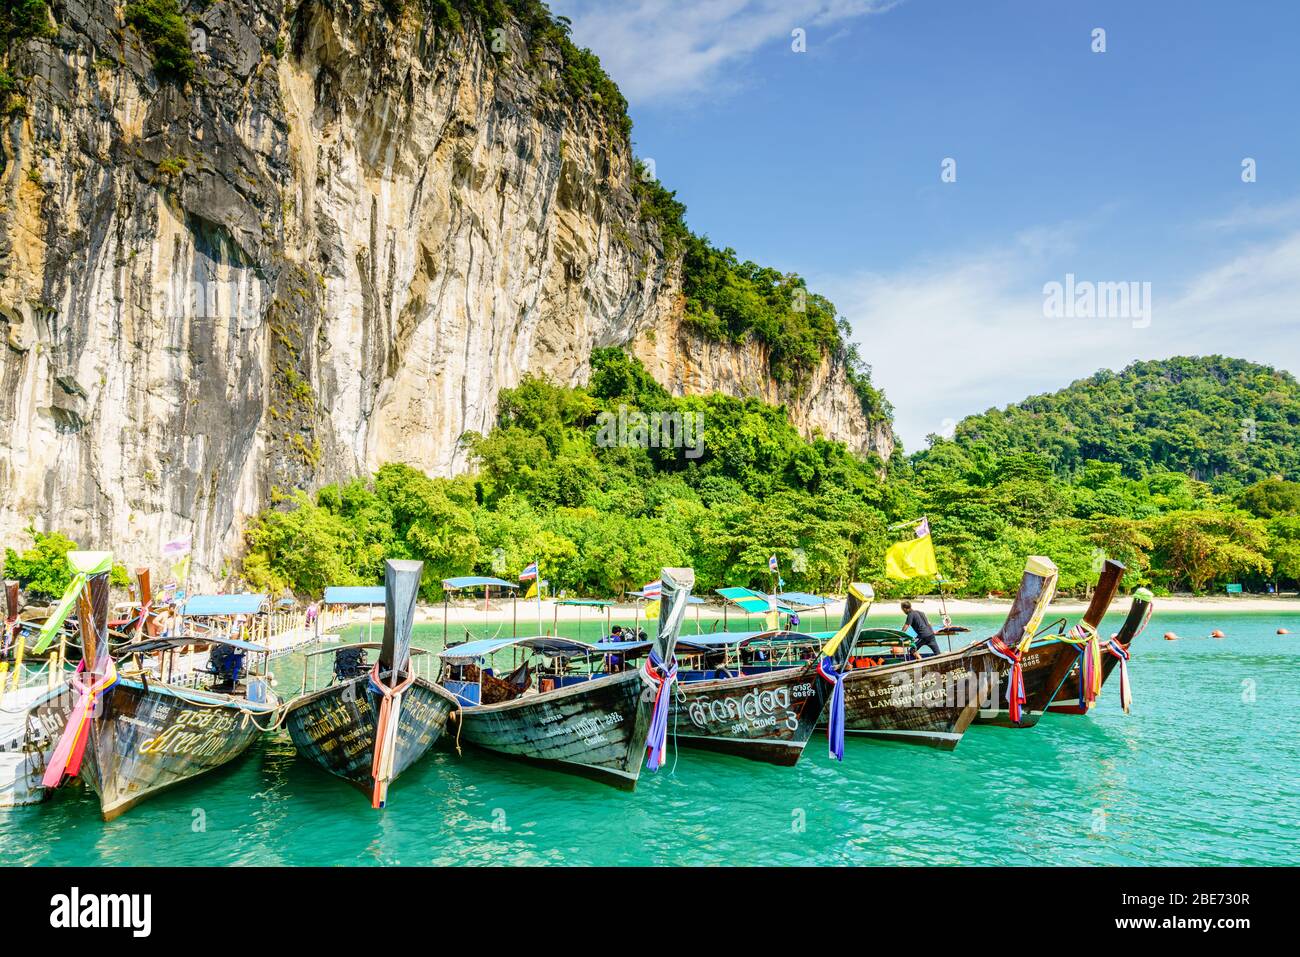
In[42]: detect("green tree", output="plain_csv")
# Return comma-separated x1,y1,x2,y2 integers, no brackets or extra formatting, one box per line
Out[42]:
1149,509,1271,593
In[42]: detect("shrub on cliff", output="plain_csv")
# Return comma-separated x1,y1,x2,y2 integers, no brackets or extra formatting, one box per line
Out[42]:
3,526,130,599
125,0,194,82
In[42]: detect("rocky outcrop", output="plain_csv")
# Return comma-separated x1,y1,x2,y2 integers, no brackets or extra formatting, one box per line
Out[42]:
0,1,889,583
631,305,894,459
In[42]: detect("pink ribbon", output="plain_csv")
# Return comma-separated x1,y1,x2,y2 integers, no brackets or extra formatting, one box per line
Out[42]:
42,658,117,788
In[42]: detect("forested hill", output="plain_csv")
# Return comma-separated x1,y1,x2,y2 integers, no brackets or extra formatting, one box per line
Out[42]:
926,357,1300,488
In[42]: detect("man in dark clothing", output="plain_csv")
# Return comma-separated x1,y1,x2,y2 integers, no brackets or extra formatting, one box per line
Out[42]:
901,601,941,658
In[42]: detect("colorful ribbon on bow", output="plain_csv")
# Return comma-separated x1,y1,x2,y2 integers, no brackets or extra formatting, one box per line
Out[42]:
41,657,118,787
1068,623,1102,709
1043,621,1102,709
368,663,415,809
641,651,677,772
817,656,846,761
1106,640,1133,713
986,636,1025,724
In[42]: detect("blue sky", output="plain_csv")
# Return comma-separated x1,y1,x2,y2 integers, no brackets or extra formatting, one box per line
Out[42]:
550,0,1300,451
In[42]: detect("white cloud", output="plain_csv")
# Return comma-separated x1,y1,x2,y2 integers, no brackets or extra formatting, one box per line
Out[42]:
548,0,898,103
817,215,1300,453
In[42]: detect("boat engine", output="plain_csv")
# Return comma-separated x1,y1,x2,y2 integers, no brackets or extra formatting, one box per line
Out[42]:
333,646,369,682
208,644,245,692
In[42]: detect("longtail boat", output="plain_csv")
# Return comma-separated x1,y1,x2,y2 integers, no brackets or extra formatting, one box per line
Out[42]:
651,583,874,765
284,560,459,808
436,566,695,789
826,556,1061,749
42,577,280,820
0,553,107,807
974,558,1125,728
1049,586,1152,715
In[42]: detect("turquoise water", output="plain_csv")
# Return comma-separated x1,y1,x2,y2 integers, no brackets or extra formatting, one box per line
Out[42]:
2,610,1296,866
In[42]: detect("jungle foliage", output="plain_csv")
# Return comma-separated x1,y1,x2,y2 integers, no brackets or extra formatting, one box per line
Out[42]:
235,353,1300,600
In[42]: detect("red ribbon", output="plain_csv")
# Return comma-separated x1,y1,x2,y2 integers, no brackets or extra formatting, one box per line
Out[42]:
987,636,1025,724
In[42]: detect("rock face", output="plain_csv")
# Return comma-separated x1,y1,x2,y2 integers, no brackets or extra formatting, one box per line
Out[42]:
0,1,891,582
631,306,894,460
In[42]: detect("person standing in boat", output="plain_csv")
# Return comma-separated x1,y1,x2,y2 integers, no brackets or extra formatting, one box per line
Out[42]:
604,625,627,672
900,601,940,658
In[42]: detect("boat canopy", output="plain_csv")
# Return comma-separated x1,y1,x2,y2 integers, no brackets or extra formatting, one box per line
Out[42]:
590,639,654,654
323,585,385,605
180,594,268,617
441,576,519,591
555,599,613,607
677,629,816,651
627,590,705,604
857,628,914,644
117,634,269,655
715,587,793,614
437,635,596,663
778,591,835,608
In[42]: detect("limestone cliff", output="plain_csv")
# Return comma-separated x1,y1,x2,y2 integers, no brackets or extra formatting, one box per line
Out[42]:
631,305,894,460
0,0,891,582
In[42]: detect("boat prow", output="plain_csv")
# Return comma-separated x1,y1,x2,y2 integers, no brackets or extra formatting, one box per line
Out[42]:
285,559,458,807
439,566,696,789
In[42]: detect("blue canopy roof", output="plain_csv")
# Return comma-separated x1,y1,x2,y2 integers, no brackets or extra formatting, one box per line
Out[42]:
180,594,268,617
591,639,654,654
437,635,595,663
778,591,834,608
323,586,385,605
442,576,519,591
677,629,817,651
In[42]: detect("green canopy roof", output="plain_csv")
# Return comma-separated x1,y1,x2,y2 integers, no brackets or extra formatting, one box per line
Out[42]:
715,587,793,614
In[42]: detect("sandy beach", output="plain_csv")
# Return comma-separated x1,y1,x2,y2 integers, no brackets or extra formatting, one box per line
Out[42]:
415,593,1300,626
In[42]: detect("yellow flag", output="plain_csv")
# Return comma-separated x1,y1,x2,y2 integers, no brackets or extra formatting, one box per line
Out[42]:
765,609,779,631
524,582,538,600
884,534,938,580
644,600,660,620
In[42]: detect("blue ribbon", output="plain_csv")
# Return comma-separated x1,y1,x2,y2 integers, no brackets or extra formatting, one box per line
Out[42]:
643,651,677,772
1075,645,1087,708
817,656,846,762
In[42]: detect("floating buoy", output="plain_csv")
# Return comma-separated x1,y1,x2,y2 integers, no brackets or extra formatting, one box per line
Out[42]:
1164,632,1178,641
1279,628,1290,635
1211,629,1225,639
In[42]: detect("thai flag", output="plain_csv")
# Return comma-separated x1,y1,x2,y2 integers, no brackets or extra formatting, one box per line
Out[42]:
519,562,538,581
916,518,931,538
768,555,779,572
642,579,662,599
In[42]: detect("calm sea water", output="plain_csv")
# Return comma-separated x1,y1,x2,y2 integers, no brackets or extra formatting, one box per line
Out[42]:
2,609,1296,866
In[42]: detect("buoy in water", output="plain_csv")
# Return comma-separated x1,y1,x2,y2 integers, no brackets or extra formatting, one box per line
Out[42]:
1164,632,1178,641
1211,629,1225,639
1279,628,1290,635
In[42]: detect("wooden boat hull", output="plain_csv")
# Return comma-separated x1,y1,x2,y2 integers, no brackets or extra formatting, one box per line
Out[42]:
81,679,277,821
830,650,984,750
456,671,651,789
0,682,73,807
972,641,1076,728
669,665,826,766
284,676,457,795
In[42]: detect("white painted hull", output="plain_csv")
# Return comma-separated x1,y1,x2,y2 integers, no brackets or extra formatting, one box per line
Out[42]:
0,683,71,807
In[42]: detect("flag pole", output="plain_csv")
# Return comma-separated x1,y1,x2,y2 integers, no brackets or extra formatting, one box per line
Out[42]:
536,563,543,636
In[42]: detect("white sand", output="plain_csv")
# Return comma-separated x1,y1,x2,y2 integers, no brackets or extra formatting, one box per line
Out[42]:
414,593,1300,626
